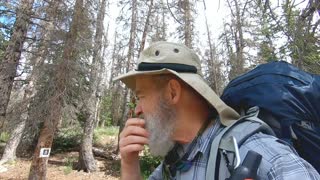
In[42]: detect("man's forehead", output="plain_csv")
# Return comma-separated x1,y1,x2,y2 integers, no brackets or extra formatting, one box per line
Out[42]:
135,75,155,93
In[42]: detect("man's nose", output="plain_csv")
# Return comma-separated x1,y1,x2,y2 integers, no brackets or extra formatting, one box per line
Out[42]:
134,104,143,117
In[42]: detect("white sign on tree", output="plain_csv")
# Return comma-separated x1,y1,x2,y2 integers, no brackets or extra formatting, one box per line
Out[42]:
39,148,51,158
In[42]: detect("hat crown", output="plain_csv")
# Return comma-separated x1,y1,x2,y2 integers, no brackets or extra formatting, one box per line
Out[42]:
114,41,240,125
139,41,202,75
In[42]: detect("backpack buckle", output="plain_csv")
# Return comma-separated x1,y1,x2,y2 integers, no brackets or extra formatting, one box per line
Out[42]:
246,106,260,117
219,136,241,172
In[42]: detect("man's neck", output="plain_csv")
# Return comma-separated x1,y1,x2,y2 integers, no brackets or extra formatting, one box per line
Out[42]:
171,90,212,144
173,110,211,144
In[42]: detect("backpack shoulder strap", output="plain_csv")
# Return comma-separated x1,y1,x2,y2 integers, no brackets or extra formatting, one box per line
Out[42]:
206,107,275,180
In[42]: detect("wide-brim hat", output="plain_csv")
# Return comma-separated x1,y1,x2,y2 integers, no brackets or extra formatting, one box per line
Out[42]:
114,41,239,126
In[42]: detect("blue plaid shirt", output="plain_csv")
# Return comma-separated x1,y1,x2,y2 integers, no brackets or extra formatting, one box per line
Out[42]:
148,121,320,180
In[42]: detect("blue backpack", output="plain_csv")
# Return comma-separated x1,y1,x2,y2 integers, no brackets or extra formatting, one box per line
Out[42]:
221,61,320,172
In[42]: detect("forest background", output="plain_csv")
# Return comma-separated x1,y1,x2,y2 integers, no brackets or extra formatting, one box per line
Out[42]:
0,0,319,179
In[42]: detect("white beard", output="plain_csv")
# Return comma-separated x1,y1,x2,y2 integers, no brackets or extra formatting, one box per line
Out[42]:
145,99,176,157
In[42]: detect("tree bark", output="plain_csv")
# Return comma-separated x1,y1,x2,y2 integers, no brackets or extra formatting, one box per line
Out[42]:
92,147,111,159
0,0,34,125
0,0,59,164
0,112,26,164
0,84,32,164
77,108,97,172
203,2,220,94
28,0,84,179
226,0,245,80
116,0,138,153
127,0,137,69
234,0,245,74
139,0,154,54
28,103,61,180
183,0,192,48
116,89,130,153
108,33,123,127
76,0,107,172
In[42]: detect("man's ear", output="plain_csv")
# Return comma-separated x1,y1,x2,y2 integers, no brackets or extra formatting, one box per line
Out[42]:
167,79,181,104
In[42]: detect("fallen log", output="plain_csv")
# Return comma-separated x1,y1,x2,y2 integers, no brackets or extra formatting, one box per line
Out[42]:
92,147,113,160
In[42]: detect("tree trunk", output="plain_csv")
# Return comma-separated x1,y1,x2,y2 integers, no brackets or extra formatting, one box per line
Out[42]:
76,0,107,172
0,0,34,125
203,2,220,93
0,0,59,164
161,0,167,41
116,0,138,153
116,89,130,153
139,0,154,54
127,0,137,69
153,0,167,41
234,0,245,74
94,97,102,128
0,113,26,164
0,84,32,164
28,0,84,179
226,0,245,80
28,105,60,180
109,32,127,127
76,108,97,172
183,0,192,48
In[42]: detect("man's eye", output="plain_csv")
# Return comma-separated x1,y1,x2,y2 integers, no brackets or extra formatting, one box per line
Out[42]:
136,96,144,101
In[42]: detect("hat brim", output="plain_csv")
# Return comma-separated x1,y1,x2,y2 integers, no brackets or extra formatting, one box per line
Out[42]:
113,69,239,126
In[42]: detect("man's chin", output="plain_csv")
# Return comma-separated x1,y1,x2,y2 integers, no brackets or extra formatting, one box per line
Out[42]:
149,141,175,157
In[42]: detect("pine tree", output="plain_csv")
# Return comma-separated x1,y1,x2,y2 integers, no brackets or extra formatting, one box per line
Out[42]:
0,0,34,125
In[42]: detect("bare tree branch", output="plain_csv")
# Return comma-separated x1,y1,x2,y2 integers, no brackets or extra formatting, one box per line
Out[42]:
312,19,320,33
166,0,183,25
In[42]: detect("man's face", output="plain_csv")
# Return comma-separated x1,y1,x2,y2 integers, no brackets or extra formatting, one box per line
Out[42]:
135,76,176,157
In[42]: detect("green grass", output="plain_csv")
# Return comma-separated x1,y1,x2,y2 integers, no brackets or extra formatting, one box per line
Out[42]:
94,126,119,137
93,126,119,147
63,166,73,175
0,132,10,143
63,157,77,175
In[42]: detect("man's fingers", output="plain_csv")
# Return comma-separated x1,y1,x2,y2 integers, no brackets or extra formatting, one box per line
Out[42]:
119,118,149,161
120,135,149,148
120,125,149,139
121,144,145,154
125,118,145,127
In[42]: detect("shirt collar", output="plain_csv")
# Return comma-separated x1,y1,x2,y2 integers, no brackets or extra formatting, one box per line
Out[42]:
177,119,222,161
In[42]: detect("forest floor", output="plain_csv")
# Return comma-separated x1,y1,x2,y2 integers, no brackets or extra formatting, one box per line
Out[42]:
0,135,121,180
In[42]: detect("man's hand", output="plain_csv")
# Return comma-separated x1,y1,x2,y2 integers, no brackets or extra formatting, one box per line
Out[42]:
119,118,149,180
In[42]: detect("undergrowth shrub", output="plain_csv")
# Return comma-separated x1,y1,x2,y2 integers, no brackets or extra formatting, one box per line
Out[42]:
140,147,162,179
52,127,82,153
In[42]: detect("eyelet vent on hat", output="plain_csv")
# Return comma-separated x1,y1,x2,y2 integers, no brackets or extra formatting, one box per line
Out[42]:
174,48,179,53
155,50,160,56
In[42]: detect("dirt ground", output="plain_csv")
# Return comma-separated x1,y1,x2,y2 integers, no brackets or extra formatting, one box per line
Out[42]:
0,136,121,180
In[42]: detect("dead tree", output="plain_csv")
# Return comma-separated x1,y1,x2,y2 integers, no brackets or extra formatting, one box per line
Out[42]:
139,0,154,53
28,0,85,179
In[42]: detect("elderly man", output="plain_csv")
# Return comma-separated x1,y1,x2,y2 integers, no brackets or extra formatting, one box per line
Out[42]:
114,42,319,180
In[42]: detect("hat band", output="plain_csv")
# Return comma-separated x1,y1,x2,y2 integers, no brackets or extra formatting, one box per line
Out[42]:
137,62,197,73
